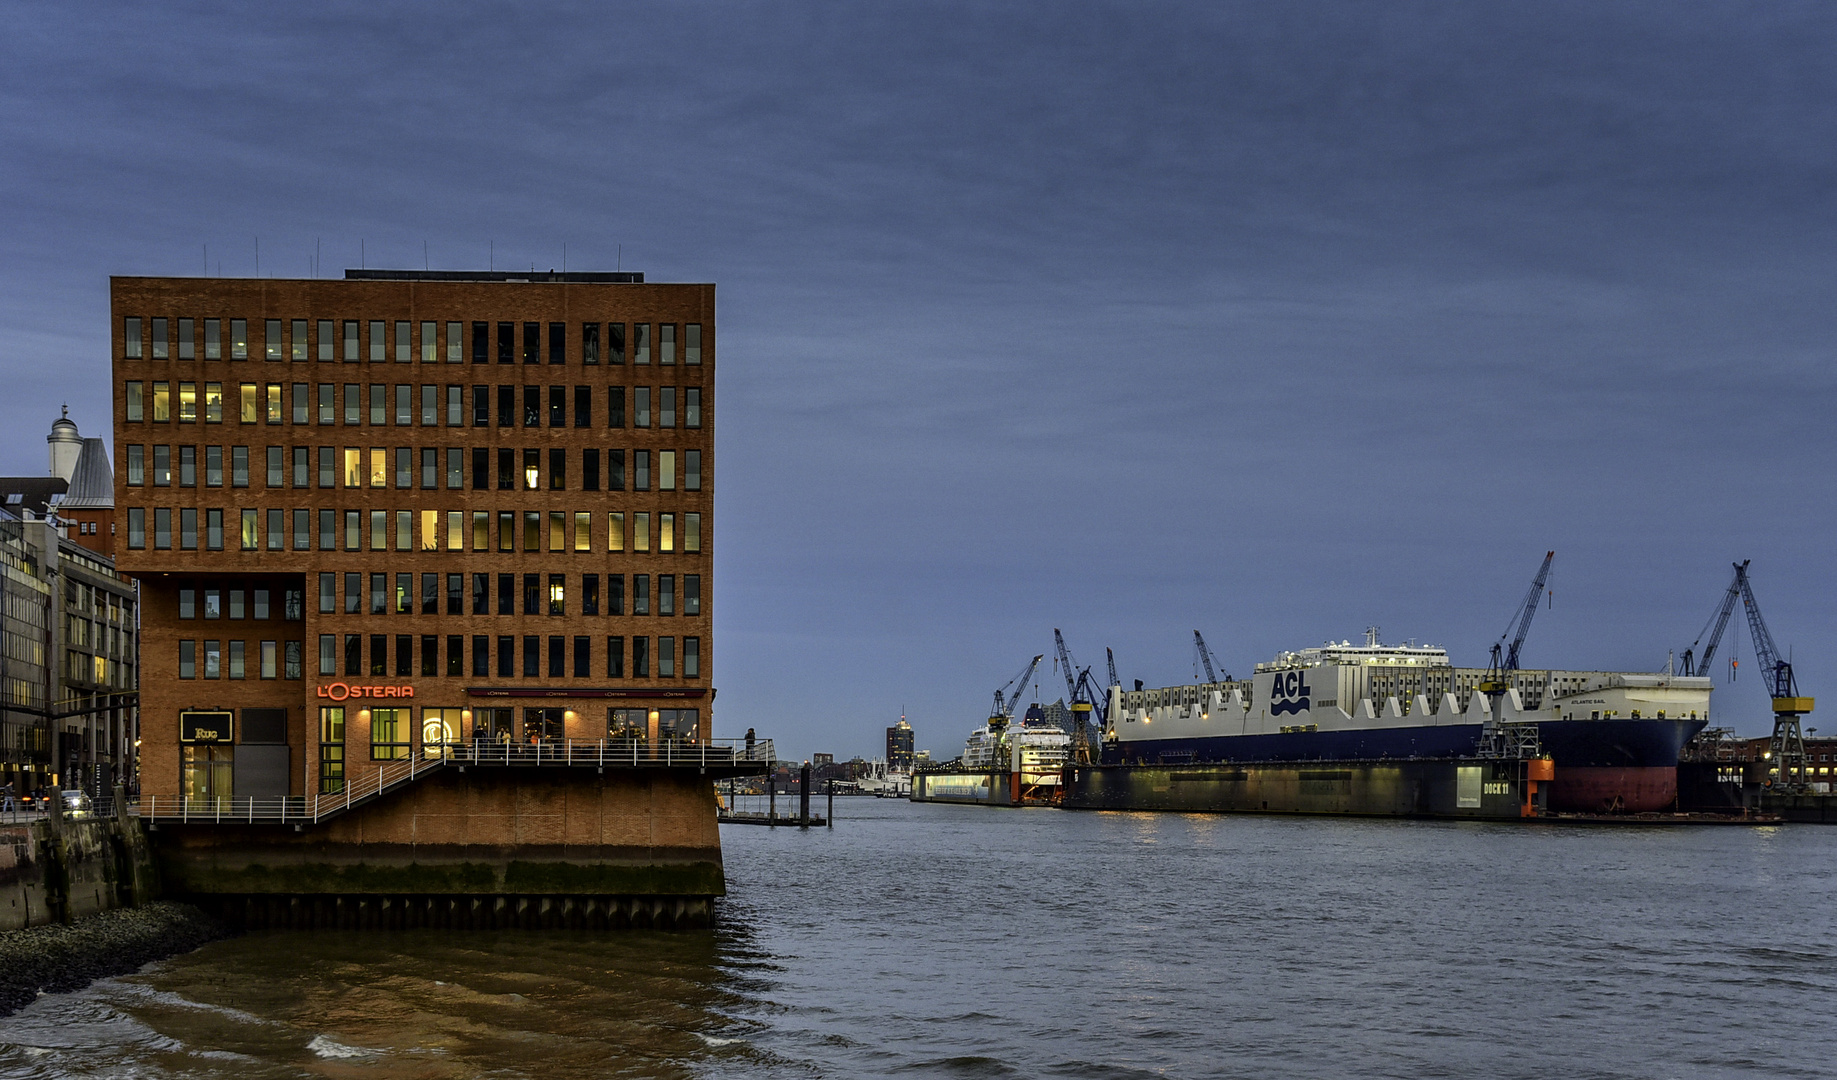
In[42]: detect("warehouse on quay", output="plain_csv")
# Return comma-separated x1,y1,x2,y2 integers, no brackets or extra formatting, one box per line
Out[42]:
111,268,765,927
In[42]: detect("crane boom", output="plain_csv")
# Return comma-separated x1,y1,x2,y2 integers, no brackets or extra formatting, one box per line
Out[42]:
1682,562,1745,677
1106,648,1120,692
1736,569,1793,700
991,654,1044,720
1194,630,1230,683
1484,551,1554,690
1052,629,1081,703
1726,563,1813,790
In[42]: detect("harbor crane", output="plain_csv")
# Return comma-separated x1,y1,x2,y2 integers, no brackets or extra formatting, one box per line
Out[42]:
1054,629,1105,764
990,654,1043,727
1481,551,1555,693
1684,563,1814,788
1193,630,1231,684
1106,648,1121,694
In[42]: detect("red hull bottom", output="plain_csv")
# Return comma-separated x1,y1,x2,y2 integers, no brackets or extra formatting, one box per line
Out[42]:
1549,766,1677,813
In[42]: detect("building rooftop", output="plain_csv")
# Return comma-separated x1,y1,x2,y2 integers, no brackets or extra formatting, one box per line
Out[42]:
343,269,645,284
60,439,114,509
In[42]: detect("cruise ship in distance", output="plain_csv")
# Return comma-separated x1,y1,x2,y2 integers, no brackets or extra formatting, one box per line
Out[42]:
963,704,1073,790
1104,629,1709,812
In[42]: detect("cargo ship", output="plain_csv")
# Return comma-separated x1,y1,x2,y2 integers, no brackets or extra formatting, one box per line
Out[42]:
1063,630,1708,816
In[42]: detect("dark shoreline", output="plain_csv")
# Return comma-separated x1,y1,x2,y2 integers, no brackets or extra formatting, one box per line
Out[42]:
0,902,233,1018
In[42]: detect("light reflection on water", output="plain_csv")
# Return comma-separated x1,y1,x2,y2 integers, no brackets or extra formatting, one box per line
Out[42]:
4,800,1837,1078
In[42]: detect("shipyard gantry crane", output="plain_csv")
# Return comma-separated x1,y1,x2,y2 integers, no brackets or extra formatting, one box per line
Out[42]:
1193,630,1231,684
1678,562,1746,678
1481,551,1555,694
1675,561,1813,786
990,654,1043,728
1106,648,1121,694
1054,629,1105,764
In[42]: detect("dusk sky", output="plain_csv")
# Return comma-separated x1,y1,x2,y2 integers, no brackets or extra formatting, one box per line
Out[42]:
5,3,1834,760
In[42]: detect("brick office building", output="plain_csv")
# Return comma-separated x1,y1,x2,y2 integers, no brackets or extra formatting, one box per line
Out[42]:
112,270,713,805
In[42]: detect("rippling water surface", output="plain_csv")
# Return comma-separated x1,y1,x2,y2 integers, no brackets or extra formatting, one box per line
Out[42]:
5,800,1837,1078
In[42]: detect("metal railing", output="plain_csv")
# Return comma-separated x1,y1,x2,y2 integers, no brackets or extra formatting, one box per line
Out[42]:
136,737,773,825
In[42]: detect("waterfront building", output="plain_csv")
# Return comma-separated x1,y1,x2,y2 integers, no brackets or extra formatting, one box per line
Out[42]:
112,272,713,803
886,716,914,772
0,413,138,795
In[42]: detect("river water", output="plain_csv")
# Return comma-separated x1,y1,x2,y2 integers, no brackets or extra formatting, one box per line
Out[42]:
4,800,1836,1078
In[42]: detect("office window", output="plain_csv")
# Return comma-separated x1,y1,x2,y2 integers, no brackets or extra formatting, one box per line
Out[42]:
124,317,143,358
607,636,624,678
523,448,539,490
497,572,514,615
495,635,513,677
343,383,360,424
127,382,144,422
153,381,170,421
471,446,488,490
548,574,566,615
523,573,540,615
634,323,651,364
234,508,254,549
685,449,702,491
473,384,489,426
523,510,541,551
521,635,539,677
549,447,566,490
318,573,335,614
497,511,515,552
659,575,675,616
547,322,565,364
364,321,383,363
343,321,359,362
421,384,437,425
229,318,247,360
581,323,600,365
395,509,412,551
660,324,675,366
472,510,490,551
635,388,651,428
633,635,649,677
608,386,624,428
201,446,220,487
472,573,489,615
607,322,625,364
572,635,590,678
634,512,650,552
291,320,307,362
608,574,624,615
583,574,600,615
179,640,195,679
318,508,335,549
312,446,331,487
473,635,490,677
608,449,625,490
317,320,334,361
548,635,565,678
607,512,625,552
126,445,144,485
317,383,334,423
573,511,592,552
543,385,563,428
204,382,223,423
368,447,387,487
284,640,302,680
420,572,438,615
344,633,362,675
684,574,701,616
264,446,281,486
659,637,674,677
523,385,540,427
291,446,307,486
445,447,463,490
395,384,411,424
498,384,514,426
370,572,387,615
127,508,146,548
239,383,258,423
447,635,464,677
582,449,600,491
686,387,702,428
418,634,437,678
396,447,413,488
370,509,387,551
344,572,362,614
178,381,197,423
446,385,463,426
685,512,705,554
634,574,650,616
521,322,539,364
660,388,676,428
205,508,223,550
420,322,437,363
686,323,702,365
369,383,386,425
259,319,279,361
394,634,412,677
319,635,336,676
394,321,410,363
290,509,307,549
445,573,463,615
265,508,283,550
266,383,282,423
497,322,514,364
153,445,171,486
684,637,700,677
659,450,676,491
472,321,489,364
634,450,650,491
227,640,244,680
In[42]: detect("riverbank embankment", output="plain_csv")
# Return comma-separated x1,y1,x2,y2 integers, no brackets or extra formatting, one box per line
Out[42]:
0,900,230,1016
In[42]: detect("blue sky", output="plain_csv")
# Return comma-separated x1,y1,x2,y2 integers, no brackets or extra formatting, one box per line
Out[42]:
5,2,1835,759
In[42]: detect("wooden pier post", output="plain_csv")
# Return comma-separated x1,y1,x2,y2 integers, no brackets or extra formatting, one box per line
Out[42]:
799,762,812,828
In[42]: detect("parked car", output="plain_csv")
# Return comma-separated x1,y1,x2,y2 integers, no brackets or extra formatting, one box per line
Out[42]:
59,790,94,818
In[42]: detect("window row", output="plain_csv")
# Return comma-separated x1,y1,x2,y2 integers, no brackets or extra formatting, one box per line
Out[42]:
175,639,305,679
175,584,305,620
313,632,699,680
124,318,702,366
317,706,702,787
125,382,702,430
125,508,703,554
292,571,701,617
124,445,701,493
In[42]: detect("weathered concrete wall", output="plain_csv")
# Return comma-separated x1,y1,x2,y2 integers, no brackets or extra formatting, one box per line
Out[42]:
0,812,160,931
153,768,726,902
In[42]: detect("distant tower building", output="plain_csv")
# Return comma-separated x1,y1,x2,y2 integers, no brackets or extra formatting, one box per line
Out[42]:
887,716,914,772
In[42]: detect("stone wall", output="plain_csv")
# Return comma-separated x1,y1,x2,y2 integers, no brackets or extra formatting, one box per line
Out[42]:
0,810,159,931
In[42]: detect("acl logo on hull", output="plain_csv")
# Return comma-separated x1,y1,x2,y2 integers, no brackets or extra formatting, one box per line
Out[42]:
315,682,415,702
1269,670,1311,716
